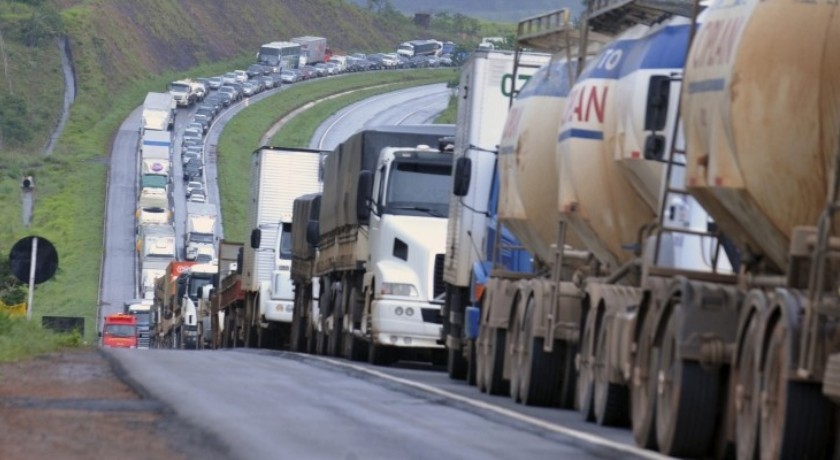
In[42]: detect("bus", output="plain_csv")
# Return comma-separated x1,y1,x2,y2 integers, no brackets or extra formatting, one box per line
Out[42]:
396,39,443,58
257,41,302,71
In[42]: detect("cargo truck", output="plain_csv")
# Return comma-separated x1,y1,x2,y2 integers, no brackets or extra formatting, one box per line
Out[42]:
152,260,195,348
137,224,176,300
312,125,455,363
141,92,175,132
289,193,322,353
101,314,138,349
442,49,551,380
213,240,244,348
174,262,218,349
140,130,172,191
185,202,218,262
291,36,327,66
124,299,152,349
218,147,324,349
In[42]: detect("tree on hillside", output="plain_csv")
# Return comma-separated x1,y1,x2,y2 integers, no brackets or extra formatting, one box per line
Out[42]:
20,6,63,47
0,94,33,148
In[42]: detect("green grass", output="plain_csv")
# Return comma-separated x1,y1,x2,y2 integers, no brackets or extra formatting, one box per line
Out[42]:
217,68,457,242
435,94,458,124
0,311,84,363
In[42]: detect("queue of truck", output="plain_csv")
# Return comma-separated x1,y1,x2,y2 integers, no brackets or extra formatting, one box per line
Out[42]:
108,1,840,456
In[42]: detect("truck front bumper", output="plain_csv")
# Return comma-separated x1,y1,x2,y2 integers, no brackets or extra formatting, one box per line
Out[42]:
371,299,443,349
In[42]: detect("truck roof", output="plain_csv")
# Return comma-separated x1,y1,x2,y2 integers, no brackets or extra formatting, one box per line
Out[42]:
187,214,217,234
142,130,172,145
143,92,174,111
186,202,217,217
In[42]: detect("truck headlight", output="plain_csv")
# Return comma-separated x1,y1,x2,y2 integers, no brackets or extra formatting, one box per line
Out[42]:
380,283,418,297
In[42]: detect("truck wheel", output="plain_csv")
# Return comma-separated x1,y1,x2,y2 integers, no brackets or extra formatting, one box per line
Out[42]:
466,338,477,386
315,315,328,356
368,341,397,366
445,287,468,380
734,311,760,460
328,295,343,357
631,313,659,449
514,297,564,406
759,319,831,460
577,308,597,422
447,344,468,380
593,316,629,426
656,310,719,457
476,327,488,393
484,327,509,396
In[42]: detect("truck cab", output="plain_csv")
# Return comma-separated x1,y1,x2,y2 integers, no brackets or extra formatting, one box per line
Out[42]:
263,222,294,325
363,145,453,351
101,314,138,349
125,300,152,349
176,263,218,349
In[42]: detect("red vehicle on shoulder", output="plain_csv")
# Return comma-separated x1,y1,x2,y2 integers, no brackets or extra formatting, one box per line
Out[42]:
101,314,138,348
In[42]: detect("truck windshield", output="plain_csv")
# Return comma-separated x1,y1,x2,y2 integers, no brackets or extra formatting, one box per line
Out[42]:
169,83,190,93
131,312,150,325
188,276,213,300
190,233,214,244
385,161,451,217
104,324,136,338
279,223,292,260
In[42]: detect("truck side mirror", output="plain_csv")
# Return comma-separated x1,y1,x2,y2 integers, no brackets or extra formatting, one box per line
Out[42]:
357,170,373,223
453,157,471,197
306,220,320,246
250,228,261,249
644,75,670,132
177,282,186,300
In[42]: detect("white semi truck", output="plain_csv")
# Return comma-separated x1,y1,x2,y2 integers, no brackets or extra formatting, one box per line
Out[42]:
231,147,324,348
185,202,218,262
136,224,176,300
312,125,455,363
141,92,175,132
441,49,551,380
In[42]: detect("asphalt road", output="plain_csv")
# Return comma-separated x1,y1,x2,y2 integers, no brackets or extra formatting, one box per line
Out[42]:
109,348,642,460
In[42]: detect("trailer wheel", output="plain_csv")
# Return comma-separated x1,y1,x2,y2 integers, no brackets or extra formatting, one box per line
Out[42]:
445,287,468,380
631,313,659,449
466,338,477,387
315,314,328,356
342,286,367,361
515,297,564,406
759,319,832,460
476,327,488,393
656,310,719,457
290,291,305,352
734,311,760,460
594,317,629,426
484,327,509,396
328,287,344,357
577,308,598,422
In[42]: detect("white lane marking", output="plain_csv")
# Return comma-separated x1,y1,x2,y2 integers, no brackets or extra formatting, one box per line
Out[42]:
306,355,673,460
394,89,450,125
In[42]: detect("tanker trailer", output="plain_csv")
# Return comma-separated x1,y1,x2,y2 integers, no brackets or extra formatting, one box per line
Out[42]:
474,54,583,406
682,0,840,458
554,16,741,459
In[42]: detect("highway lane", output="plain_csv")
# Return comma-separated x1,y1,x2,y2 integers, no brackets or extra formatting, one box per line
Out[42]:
309,83,451,150
108,348,634,460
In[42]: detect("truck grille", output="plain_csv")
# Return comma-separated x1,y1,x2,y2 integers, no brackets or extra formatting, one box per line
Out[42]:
433,254,445,299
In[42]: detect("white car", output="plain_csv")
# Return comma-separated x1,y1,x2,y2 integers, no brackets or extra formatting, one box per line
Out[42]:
187,190,206,203
233,70,248,83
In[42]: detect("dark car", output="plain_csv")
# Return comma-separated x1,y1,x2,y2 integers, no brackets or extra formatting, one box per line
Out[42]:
246,64,265,78
219,85,239,102
299,66,317,80
215,91,233,107
192,114,210,133
367,54,386,70
195,106,215,122
199,97,221,115
183,159,204,182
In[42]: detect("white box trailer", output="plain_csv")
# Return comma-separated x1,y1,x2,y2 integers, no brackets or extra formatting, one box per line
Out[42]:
240,147,325,346
442,49,550,377
141,92,175,132
291,36,327,66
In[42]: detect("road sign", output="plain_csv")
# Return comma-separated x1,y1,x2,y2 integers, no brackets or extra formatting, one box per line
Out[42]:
9,236,58,284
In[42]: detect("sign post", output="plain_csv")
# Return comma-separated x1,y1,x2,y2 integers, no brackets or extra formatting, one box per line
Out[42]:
26,237,37,321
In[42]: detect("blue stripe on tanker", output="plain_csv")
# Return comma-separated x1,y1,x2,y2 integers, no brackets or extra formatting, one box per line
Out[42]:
580,23,691,81
558,128,604,142
142,140,171,146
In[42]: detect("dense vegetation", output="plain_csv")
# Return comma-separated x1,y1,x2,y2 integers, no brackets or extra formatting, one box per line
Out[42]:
350,0,584,22
0,310,83,362
0,0,494,338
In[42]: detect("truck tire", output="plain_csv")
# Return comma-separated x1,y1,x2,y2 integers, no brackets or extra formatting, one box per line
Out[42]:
447,346,468,380
328,290,343,357
577,308,597,422
466,338,477,386
631,313,659,449
734,311,760,460
513,297,564,406
593,317,629,426
655,311,719,458
368,341,397,366
483,327,509,396
759,319,832,460
445,286,468,380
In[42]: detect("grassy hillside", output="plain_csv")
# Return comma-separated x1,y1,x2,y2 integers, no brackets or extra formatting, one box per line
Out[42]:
0,0,478,337
348,0,585,22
